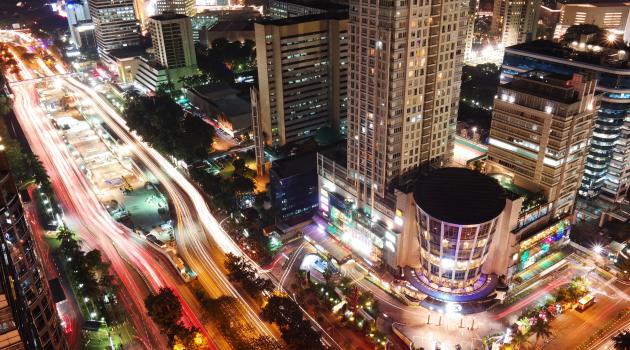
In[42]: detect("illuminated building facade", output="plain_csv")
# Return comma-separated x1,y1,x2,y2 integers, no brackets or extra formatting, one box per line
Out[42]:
0,154,67,350
414,168,506,292
88,0,141,57
156,0,196,17
492,0,541,47
553,1,630,42
252,11,348,175
501,40,630,202
347,0,468,202
135,13,197,92
66,0,96,50
486,71,600,219
253,13,348,148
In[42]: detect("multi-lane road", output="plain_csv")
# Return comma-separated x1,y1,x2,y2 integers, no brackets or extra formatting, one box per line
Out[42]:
2,31,276,348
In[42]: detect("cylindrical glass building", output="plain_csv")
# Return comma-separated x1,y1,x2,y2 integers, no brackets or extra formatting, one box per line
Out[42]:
414,168,506,290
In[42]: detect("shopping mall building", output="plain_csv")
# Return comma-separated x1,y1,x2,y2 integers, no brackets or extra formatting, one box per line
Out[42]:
317,155,572,305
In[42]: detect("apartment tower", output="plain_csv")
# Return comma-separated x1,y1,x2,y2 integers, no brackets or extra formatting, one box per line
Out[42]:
347,0,468,202
501,40,630,202
492,0,542,47
156,0,196,17
487,71,600,218
88,0,140,56
252,10,349,174
135,13,197,92
0,152,67,349
148,13,197,70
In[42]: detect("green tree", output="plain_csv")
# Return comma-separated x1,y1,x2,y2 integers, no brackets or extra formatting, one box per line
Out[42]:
613,331,630,350
231,174,255,194
144,287,183,335
322,264,334,286
124,93,213,162
314,126,338,146
172,324,204,349
0,95,11,116
561,24,605,45
232,158,247,175
511,329,531,350
57,227,80,256
180,115,214,160
26,153,51,193
261,295,304,330
530,320,552,348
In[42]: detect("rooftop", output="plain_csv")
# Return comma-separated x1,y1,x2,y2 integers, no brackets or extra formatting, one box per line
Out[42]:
150,13,189,21
212,95,251,119
558,0,630,6
273,141,345,178
413,168,507,225
208,20,254,32
256,11,348,26
503,70,582,104
507,40,630,71
271,151,318,179
271,0,349,12
106,46,147,59
190,83,239,99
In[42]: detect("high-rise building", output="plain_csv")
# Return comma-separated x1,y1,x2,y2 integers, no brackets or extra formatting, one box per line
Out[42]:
464,0,479,59
156,0,196,17
267,0,348,19
501,39,630,202
347,0,467,201
0,152,67,350
252,13,348,151
554,0,630,42
486,71,600,218
135,13,197,92
413,168,507,292
88,0,140,57
492,0,542,47
148,13,196,69
66,0,91,26
66,0,96,49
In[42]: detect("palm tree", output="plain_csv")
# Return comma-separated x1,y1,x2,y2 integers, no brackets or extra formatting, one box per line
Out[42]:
531,320,552,348
613,331,630,350
511,329,531,350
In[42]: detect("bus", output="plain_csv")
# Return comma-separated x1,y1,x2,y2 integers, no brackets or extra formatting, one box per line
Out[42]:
577,294,595,312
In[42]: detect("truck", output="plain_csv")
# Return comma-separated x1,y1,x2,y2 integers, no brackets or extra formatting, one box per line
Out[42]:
165,250,197,282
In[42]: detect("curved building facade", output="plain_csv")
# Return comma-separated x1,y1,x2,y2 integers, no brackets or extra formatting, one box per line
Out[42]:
413,168,506,291
0,161,66,349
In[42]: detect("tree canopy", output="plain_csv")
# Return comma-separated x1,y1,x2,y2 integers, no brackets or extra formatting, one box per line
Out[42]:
261,295,325,350
144,287,183,331
123,92,214,162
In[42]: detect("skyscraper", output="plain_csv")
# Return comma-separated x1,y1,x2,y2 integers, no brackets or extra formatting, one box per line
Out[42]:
135,13,197,92
66,0,96,49
492,0,541,47
0,152,67,350
486,71,600,218
88,0,140,57
253,13,348,148
148,13,196,69
501,39,630,202
156,0,196,17
346,0,468,201
553,1,630,42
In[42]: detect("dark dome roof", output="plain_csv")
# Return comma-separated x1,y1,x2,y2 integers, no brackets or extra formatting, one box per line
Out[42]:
413,168,506,225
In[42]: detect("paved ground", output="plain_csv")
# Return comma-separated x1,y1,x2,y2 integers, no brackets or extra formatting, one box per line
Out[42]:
275,219,630,350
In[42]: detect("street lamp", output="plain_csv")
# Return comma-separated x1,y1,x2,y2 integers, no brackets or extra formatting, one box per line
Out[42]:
607,33,617,43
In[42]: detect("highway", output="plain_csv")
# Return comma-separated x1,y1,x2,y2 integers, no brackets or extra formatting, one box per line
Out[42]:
4,28,344,348
5,41,214,348
62,76,276,339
